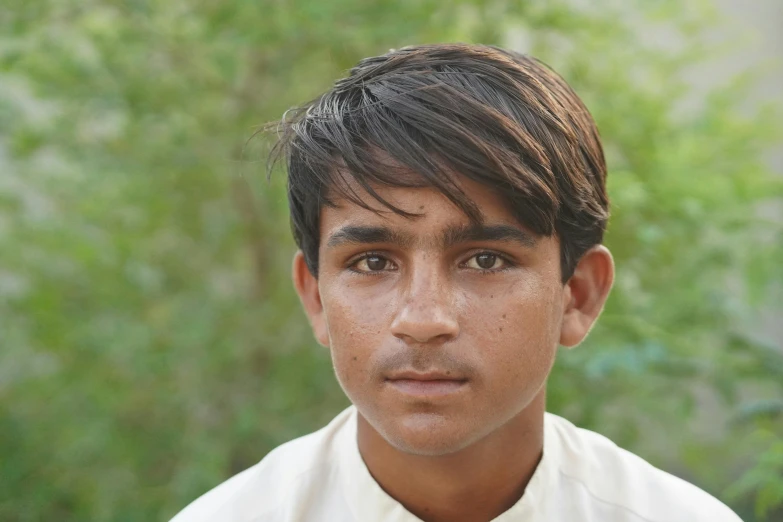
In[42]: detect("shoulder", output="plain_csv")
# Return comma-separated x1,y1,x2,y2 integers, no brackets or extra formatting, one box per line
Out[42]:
169,407,354,522
544,413,743,522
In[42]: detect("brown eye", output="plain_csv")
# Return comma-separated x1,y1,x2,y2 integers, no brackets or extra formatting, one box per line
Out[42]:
465,253,505,270
366,256,387,271
353,255,395,273
476,254,497,269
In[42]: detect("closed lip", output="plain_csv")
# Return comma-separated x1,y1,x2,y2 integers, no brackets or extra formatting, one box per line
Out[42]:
384,371,468,397
385,370,467,382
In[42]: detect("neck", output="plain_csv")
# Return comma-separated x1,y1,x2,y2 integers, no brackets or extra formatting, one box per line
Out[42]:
357,392,546,522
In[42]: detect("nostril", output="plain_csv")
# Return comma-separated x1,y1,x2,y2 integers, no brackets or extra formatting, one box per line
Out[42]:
389,305,460,345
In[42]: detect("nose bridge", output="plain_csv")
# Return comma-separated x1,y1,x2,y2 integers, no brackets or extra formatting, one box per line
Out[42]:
407,255,444,300
391,254,459,343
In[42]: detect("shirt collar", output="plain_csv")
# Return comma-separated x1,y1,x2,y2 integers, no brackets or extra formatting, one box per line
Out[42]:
336,407,558,521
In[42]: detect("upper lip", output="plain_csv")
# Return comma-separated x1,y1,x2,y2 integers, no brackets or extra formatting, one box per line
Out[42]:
386,370,466,382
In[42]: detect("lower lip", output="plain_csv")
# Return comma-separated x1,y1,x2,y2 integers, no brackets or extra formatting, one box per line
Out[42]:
386,379,467,397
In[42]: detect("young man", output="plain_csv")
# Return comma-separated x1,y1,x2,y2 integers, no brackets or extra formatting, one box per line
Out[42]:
172,44,742,522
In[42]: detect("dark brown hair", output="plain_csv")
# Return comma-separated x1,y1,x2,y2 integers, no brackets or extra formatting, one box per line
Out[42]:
269,43,609,282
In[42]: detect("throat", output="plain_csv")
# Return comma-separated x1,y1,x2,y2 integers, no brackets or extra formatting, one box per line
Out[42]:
356,401,545,522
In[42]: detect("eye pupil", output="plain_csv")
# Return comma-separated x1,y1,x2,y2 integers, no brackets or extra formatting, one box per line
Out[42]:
366,256,386,271
476,253,497,269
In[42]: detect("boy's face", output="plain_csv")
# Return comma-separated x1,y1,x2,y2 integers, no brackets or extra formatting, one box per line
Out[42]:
293,175,612,456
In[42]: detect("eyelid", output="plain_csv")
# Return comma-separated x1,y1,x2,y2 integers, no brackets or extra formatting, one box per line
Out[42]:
460,248,514,263
346,251,398,273
459,250,516,270
345,250,389,266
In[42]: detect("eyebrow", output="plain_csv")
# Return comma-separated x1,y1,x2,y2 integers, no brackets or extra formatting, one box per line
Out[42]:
442,224,537,248
325,223,537,249
326,226,414,248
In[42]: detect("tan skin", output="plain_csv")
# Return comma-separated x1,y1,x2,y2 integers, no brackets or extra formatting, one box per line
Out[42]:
293,176,614,522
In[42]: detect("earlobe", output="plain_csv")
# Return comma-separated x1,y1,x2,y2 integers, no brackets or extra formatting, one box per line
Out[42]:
292,251,330,347
559,245,615,348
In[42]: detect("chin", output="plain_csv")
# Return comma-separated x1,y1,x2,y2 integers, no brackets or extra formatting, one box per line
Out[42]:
376,411,487,457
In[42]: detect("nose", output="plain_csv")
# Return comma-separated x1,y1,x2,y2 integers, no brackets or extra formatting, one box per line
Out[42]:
390,266,460,345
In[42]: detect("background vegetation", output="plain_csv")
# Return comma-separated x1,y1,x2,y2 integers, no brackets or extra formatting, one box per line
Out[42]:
1,1,781,520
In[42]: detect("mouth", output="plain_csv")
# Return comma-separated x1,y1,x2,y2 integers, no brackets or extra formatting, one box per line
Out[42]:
384,371,469,398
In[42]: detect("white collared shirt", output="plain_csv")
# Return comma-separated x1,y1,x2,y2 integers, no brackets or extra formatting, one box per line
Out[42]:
171,406,742,521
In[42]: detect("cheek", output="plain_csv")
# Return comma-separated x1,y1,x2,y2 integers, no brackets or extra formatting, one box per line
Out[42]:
461,276,562,389
321,282,395,387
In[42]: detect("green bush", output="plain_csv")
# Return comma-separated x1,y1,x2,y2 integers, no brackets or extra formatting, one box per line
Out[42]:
1,1,781,520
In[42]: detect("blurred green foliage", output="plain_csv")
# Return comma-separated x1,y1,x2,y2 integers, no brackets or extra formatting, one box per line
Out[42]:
1,1,781,520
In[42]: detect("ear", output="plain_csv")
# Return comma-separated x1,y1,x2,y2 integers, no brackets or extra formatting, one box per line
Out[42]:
292,251,330,347
559,245,615,348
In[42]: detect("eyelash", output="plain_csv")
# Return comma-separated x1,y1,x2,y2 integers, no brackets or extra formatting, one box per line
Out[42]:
346,251,515,275
466,252,515,275
347,251,395,275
